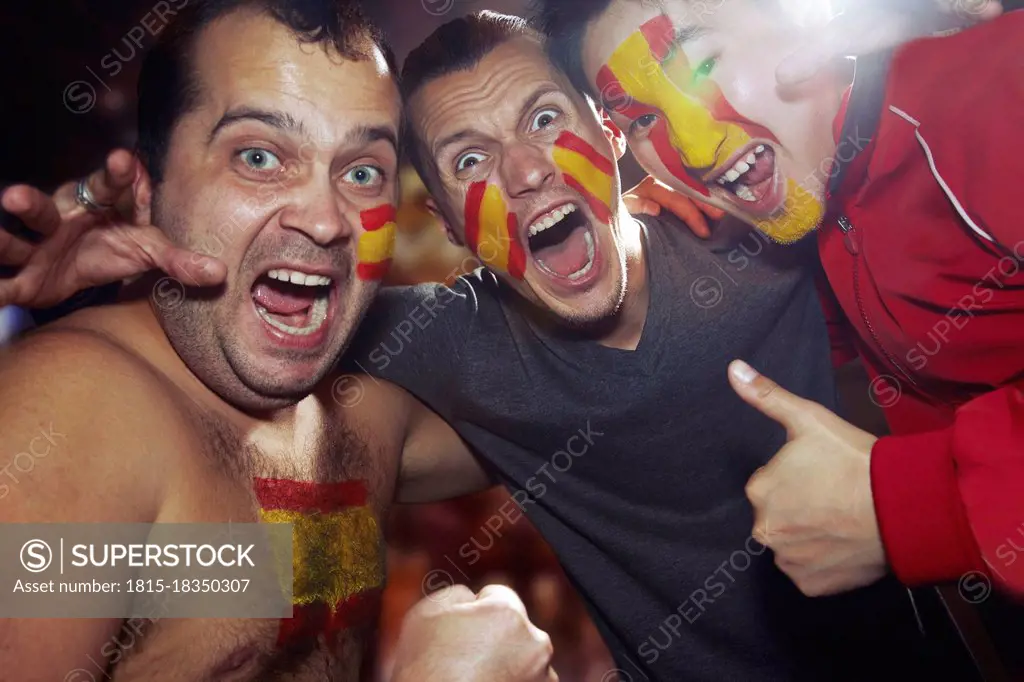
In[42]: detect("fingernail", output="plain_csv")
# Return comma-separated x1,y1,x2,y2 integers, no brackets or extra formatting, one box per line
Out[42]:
731,360,758,384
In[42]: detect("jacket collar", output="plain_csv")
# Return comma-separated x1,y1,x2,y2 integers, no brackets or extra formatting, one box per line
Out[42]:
827,50,893,198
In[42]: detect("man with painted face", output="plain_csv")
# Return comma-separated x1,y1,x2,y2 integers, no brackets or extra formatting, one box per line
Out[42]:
0,2,559,680
540,0,1024,609
0,8,981,682
342,12,963,682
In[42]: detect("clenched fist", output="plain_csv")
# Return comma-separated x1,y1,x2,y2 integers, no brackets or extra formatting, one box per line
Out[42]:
391,584,557,682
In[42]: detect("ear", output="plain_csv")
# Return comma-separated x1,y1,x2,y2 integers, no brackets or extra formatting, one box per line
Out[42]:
132,161,154,226
600,109,627,161
426,197,464,247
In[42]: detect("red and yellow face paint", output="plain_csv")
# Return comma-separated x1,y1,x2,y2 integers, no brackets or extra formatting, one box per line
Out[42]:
356,204,396,281
463,182,527,280
254,478,384,649
597,15,822,243
552,131,615,226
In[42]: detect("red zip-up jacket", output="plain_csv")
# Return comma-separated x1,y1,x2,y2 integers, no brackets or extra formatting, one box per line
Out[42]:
818,10,1024,596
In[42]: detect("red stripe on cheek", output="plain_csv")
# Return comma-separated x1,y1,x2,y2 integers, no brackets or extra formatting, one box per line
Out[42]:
554,132,615,176
704,87,779,145
596,67,710,198
649,124,711,197
356,260,392,281
464,182,486,253
253,478,368,513
359,204,396,231
639,15,675,61
564,174,612,225
506,213,526,280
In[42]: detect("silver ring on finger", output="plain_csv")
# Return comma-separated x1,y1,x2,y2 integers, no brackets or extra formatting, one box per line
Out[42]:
75,178,114,213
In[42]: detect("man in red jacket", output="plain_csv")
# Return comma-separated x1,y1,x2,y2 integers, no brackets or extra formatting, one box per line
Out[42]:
543,0,1024,605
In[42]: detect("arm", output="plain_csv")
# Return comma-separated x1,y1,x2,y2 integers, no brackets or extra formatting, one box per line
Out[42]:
870,11,1024,595
398,395,492,504
0,330,172,679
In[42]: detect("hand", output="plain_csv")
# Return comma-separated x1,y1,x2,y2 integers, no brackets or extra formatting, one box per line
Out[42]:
0,149,225,309
391,584,557,682
728,360,888,597
623,176,724,239
776,0,1003,86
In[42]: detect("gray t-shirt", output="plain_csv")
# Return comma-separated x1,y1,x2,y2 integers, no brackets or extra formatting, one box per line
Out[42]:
344,214,943,681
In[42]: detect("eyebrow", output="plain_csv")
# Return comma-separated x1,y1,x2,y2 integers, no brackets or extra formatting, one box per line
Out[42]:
208,107,309,143
432,83,565,158
207,110,397,154
664,23,709,60
347,124,399,154
515,83,563,129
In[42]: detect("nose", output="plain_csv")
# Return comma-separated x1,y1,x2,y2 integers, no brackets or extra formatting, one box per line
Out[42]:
278,178,354,247
500,141,555,199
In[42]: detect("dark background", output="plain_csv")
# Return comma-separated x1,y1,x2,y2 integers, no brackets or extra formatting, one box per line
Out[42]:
0,0,536,191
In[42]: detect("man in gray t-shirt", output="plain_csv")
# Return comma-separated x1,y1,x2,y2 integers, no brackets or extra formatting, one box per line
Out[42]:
0,10,964,682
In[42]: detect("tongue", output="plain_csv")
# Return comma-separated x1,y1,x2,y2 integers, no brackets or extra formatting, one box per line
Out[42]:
252,280,316,315
737,148,775,186
534,226,590,278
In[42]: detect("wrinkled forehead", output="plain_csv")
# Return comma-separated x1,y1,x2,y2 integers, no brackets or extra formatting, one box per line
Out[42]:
412,36,577,148
191,11,401,144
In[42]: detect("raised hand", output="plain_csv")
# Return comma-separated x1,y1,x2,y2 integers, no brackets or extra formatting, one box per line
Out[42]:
727,360,888,597
391,584,557,682
776,0,1003,86
0,149,225,309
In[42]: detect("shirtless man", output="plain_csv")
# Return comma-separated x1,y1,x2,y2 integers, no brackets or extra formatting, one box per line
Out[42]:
0,8,970,682
0,2,553,680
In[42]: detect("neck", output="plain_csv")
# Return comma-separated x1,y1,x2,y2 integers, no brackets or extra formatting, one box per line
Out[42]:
597,207,649,351
115,279,303,427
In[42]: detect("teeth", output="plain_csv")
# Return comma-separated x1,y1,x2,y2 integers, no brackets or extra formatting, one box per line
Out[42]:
715,144,771,190
267,269,332,287
256,294,330,336
735,185,757,202
529,203,577,237
567,231,596,281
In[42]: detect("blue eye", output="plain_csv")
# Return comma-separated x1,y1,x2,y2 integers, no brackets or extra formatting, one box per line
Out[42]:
238,148,281,171
693,57,717,84
456,152,487,173
344,165,382,187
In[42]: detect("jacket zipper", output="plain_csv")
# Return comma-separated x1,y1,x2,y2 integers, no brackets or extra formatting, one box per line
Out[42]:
839,214,920,390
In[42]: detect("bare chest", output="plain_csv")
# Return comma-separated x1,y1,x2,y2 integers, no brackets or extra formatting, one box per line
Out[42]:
107,396,402,681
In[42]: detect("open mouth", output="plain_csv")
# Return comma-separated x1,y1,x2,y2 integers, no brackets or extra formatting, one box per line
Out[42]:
707,143,785,216
526,201,598,285
251,267,334,340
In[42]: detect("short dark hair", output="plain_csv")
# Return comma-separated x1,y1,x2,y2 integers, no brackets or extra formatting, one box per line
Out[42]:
533,0,623,101
137,0,396,183
399,11,537,194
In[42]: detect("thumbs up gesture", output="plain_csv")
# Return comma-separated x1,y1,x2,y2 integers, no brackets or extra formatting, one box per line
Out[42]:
728,360,889,597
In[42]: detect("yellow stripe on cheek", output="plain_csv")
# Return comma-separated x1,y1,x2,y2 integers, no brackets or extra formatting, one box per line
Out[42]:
357,223,396,264
607,32,748,170
260,507,384,606
476,184,510,272
553,147,613,209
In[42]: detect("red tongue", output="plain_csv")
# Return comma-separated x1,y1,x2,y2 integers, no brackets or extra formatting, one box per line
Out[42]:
534,226,590,278
252,280,316,315
737,148,775,187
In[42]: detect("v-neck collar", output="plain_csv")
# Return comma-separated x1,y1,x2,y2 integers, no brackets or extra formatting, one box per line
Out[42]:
518,218,668,376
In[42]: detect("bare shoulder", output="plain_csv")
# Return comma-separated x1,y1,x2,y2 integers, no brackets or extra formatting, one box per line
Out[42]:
0,327,191,522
